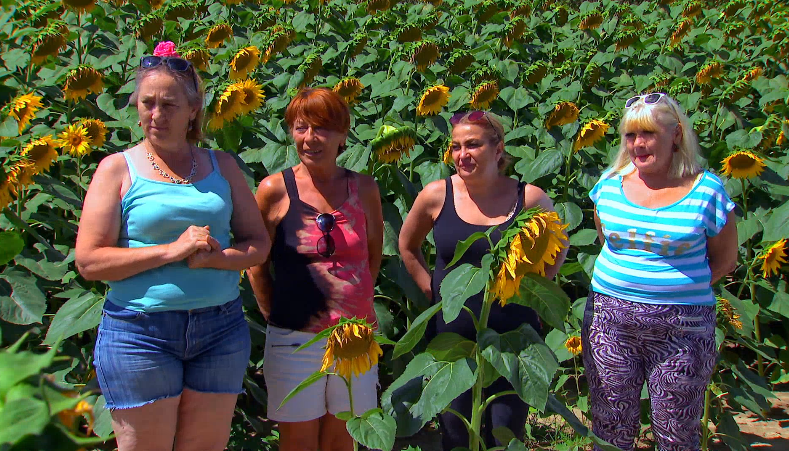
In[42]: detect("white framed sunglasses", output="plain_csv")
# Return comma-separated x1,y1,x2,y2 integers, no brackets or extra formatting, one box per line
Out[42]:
625,92,667,108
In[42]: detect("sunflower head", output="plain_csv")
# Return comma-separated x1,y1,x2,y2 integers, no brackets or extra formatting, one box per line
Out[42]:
7,161,37,193
135,14,163,42
418,11,442,31
207,82,245,130
182,47,211,71
411,41,439,72
163,1,196,20
31,25,68,64
396,24,422,43
758,239,787,278
61,0,96,13
21,135,59,174
573,119,609,152
523,61,549,86
670,19,692,46
253,10,278,31
510,2,530,18
742,67,763,82
79,118,108,148
57,124,91,157
62,65,103,101
564,336,582,355
333,77,364,104
721,150,766,179
682,1,702,18
696,62,724,84
503,17,527,47
299,54,323,86
205,22,233,49
7,92,44,134
366,0,391,13
320,319,383,380
578,11,604,30
262,25,296,62
584,63,601,88
0,177,14,210
716,297,743,330
447,49,474,75
417,85,450,116
545,101,579,128
349,33,369,59
477,0,500,23
553,5,568,25
614,29,639,51
470,81,499,110
234,79,265,115
230,46,261,80
146,0,165,9
371,125,416,163
721,0,745,17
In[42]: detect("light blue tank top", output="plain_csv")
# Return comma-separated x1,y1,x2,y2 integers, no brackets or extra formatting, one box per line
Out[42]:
107,150,240,311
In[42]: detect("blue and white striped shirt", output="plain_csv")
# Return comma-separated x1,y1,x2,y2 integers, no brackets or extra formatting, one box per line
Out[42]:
590,168,735,306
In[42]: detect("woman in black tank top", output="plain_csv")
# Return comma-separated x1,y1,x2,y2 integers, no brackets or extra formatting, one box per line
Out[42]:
399,111,568,449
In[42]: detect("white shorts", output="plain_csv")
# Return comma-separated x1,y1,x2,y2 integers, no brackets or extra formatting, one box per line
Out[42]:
262,325,379,422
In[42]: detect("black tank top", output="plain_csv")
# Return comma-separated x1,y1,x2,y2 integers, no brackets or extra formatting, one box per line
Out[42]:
429,177,541,339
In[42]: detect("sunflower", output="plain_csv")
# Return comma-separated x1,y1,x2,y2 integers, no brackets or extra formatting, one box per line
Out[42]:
397,25,422,43
61,0,96,13
721,0,745,17
63,66,103,101
470,81,499,110
721,151,766,179
182,48,210,71
163,1,195,20
58,399,94,432
208,84,245,130
146,0,165,8
503,17,527,47
367,0,390,13
411,41,439,71
416,85,450,117
545,101,579,128
724,21,746,37
579,12,603,30
79,118,107,148
0,178,13,210
778,124,788,147
490,210,568,304
320,320,383,380
523,61,548,85
564,335,582,355
333,77,364,104
554,5,568,25
20,135,58,174
299,54,322,86
682,1,702,18
742,67,763,82
716,297,742,330
443,143,453,165
447,49,474,75
349,33,368,59
510,2,531,18
261,26,295,62
234,79,265,115
31,27,68,64
614,30,638,51
573,119,609,151
7,92,44,134
135,15,163,42
584,63,601,88
759,240,787,278
230,46,260,80
696,62,724,84
478,0,499,23
371,125,416,163
8,161,37,193
205,23,233,49
58,124,91,157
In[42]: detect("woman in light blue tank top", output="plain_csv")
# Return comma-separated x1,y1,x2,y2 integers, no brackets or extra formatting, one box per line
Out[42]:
75,43,271,451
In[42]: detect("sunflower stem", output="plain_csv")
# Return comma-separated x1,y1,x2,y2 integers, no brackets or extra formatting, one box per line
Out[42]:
469,287,493,451
344,375,359,451
76,13,84,65
701,377,714,451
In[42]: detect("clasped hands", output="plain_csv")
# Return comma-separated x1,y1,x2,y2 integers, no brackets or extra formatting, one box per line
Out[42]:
170,225,223,269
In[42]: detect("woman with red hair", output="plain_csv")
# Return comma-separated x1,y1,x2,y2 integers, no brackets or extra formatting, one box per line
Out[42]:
247,88,384,451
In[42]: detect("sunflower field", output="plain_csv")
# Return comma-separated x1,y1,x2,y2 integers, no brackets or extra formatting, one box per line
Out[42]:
1,0,788,448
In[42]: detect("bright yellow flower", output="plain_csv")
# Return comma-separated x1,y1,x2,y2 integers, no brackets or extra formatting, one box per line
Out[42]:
716,297,742,330
443,147,453,165
333,78,364,104
0,178,14,210
470,81,499,110
412,41,439,72
320,321,383,380
208,85,245,130
8,93,44,134
8,161,37,193
696,62,724,84
62,0,96,13
58,124,92,157
78,118,108,148
759,239,787,278
565,336,582,355
21,135,59,174
579,12,603,30
573,119,609,152
58,397,94,432
205,23,233,49
234,79,265,115
417,85,450,116
545,102,579,128
371,125,416,163
230,46,260,80
721,151,766,179
63,66,104,101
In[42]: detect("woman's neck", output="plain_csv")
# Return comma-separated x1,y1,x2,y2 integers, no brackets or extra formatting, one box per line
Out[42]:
145,138,191,160
299,162,344,184
631,170,684,190
461,172,504,198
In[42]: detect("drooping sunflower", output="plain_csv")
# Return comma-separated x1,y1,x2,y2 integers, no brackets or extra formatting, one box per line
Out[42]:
553,5,568,25
371,125,416,163
411,41,439,71
545,101,579,128
208,84,245,130
320,320,383,380
182,48,211,71
57,124,91,157
742,67,763,82
578,12,603,30
696,62,724,84
20,135,58,174
614,30,639,51
584,63,601,88
470,81,499,110
58,398,94,432
721,151,766,179
61,0,96,13
682,1,702,18
721,0,745,17
573,119,609,151
8,161,37,192
510,2,531,18
724,21,746,37
396,25,422,43
523,61,548,85
31,26,68,64
146,0,165,8
564,335,582,355
447,49,474,75
348,33,369,59
234,79,265,115
778,121,788,147
7,92,44,134
716,297,742,330
503,17,527,47
490,210,568,304
135,15,163,42
417,85,450,116
0,177,14,210
230,46,260,80
758,239,787,278
443,142,453,165
63,65,104,101
261,26,296,63
163,1,195,20
477,0,499,23
366,0,390,13
79,118,108,148
205,23,233,49
299,54,323,86
333,77,364,104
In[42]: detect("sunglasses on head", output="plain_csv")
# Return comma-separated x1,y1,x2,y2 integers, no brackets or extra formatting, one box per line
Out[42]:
315,213,336,258
140,56,198,90
450,111,503,142
625,92,667,108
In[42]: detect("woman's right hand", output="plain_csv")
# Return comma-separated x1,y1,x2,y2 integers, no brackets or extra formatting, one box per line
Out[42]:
168,225,219,261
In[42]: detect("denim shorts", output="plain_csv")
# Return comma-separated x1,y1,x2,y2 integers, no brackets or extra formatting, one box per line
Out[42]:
94,297,251,410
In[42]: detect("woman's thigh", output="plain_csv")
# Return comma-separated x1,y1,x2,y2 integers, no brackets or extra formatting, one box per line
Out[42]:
174,389,239,451
111,396,181,451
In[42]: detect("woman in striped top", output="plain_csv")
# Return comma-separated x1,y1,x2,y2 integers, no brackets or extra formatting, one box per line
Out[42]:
583,93,738,451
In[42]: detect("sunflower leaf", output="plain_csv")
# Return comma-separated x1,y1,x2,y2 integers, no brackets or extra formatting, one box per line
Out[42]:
508,273,570,332
392,301,442,359
346,410,396,451
445,232,489,268
279,370,328,409
440,260,490,324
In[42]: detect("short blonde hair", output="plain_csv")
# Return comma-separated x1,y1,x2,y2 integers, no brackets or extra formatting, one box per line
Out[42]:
608,94,701,179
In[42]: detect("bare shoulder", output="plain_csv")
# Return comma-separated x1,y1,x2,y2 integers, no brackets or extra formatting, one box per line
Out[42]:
356,172,379,191
523,183,554,210
256,171,287,204
420,178,447,205
211,149,242,172
95,152,129,177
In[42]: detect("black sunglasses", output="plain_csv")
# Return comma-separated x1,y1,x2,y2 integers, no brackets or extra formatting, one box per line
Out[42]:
140,56,198,90
625,92,667,108
450,111,502,142
315,213,336,258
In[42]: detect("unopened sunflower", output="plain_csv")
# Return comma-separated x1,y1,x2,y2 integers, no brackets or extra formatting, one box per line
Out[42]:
7,92,44,134
79,118,107,148
61,0,96,13
234,79,265,115
371,125,416,163
320,319,383,380
412,41,439,71
579,12,603,30
721,151,766,179
31,26,68,64
524,61,548,85
20,135,58,174
545,101,579,128
182,48,210,71
230,46,260,80
716,297,742,330
759,239,787,278
58,124,91,157
417,85,450,116
135,15,163,42
205,23,233,49
573,119,609,151
333,77,364,104
470,81,499,110
63,66,103,101
447,49,474,75
696,62,724,84
490,209,568,304
564,335,582,355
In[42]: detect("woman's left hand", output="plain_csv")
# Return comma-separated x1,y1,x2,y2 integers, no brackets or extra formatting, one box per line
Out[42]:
187,235,222,268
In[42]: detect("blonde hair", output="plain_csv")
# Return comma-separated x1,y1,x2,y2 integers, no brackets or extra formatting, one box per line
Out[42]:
608,94,701,179
451,112,511,172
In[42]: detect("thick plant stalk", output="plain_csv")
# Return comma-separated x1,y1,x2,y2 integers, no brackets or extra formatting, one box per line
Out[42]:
701,379,713,450
469,288,494,451
344,377,359,451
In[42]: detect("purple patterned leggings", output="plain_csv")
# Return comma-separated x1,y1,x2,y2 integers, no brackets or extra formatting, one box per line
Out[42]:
582,292,717,451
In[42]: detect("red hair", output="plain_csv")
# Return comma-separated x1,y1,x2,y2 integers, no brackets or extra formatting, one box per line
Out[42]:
285,88,350,134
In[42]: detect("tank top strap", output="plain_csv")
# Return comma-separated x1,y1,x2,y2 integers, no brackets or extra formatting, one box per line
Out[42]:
345,169,359,203
208,149,220,176
515,181,526,211
282,167,299,200
122,151,138,183
443,176,456,214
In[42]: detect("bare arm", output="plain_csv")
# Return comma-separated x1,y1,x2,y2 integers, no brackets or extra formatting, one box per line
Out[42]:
359,174,384,282
398,180,445,299
75,153,214,281
593,208,605,246
187,151,271,271
524,185,569,279
708,211,738,284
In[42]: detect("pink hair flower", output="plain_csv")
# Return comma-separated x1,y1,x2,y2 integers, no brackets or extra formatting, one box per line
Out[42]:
153,41,180,57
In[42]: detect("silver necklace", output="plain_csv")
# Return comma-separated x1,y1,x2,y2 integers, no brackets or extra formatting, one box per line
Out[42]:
146,144,198,184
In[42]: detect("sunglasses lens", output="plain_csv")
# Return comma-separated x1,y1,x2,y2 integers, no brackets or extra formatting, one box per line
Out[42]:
316,213,335,233
317,235,335,257
645,93,663,104
624,96,639,108
450,112,465,126
467,111,486,122
141,56,161,68
168,58,191,72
